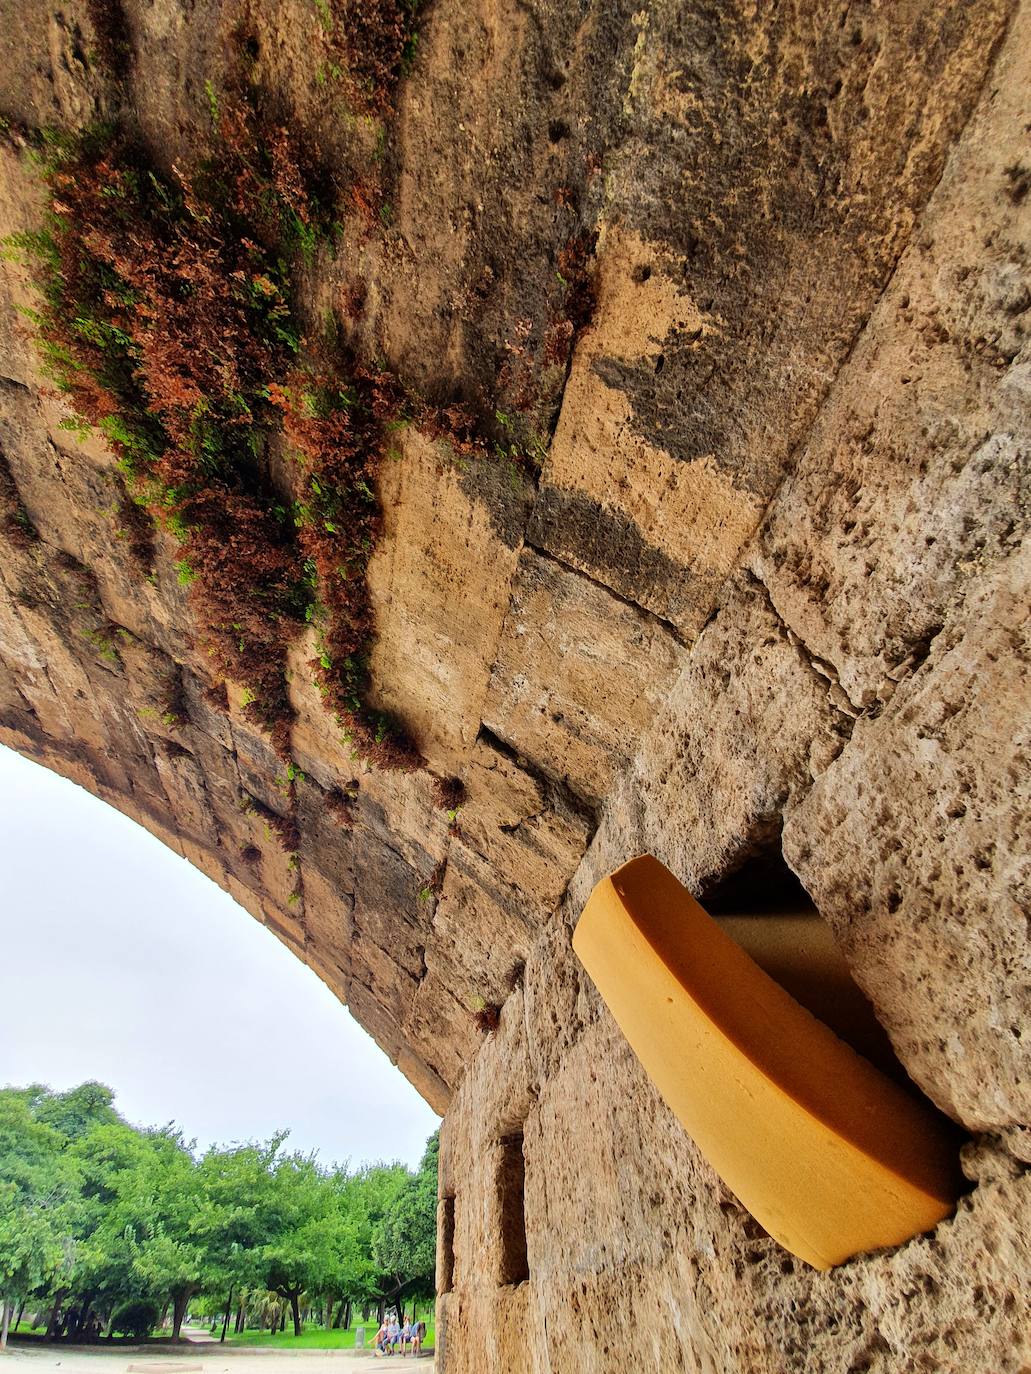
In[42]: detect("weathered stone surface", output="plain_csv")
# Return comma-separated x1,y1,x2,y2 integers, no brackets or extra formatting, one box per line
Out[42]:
566,571,853,918
483,549,686,805
0,0,1028,1368
530,0,1011,624
366,430,530,773
527,228,764,632
442,923,1031,1374
751,4,1031,712
783,549,1031,1132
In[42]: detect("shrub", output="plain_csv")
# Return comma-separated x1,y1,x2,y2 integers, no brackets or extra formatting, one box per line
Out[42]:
110,1298,162,1341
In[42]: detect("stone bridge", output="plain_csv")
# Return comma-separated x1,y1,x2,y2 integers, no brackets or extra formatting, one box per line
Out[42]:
0,0,1028,1368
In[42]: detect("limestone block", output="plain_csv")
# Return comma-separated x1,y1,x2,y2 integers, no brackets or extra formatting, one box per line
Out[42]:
445,906,1031,1374
300,864,354,994
482,549,686,804
566,572,850,918
153,744,220,848
394,1045,450,1118
456,735,594,919
529,0,1009,631
783,548,1031,1131
0,147,49,390
285,629,370,792
404,970,479,1097
421,859,528,1019
357,765,449,872
366,429,528,772
528,229,763,631
752,4,1031,710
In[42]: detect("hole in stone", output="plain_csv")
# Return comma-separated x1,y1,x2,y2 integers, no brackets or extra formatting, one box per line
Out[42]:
496,1133,529,1285
547,119,570,143
439,1195,456,1294
699,847,912,1086
632,264,652,284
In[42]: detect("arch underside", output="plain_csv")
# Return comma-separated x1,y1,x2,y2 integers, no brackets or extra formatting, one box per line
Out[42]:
1,0,1028,1369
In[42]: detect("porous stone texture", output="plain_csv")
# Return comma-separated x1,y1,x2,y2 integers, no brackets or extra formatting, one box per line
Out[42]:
1,0,1029,1369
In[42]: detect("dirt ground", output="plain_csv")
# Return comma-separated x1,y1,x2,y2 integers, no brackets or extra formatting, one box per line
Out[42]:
0,1343,434,1373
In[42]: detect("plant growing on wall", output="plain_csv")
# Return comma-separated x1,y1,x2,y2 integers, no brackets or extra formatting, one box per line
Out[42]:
7,103,418,768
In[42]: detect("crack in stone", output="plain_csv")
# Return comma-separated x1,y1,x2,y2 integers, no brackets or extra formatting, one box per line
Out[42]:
741,569,862,735
523,539,690,647
475,723,601,834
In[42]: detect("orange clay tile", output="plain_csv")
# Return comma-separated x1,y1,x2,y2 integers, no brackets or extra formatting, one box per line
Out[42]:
572,855,964,1270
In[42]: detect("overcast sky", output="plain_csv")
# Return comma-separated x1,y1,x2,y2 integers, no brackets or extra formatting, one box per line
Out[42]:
0,743,439,1168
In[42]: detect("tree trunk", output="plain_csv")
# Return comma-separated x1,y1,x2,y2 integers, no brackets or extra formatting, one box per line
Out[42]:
324,1298,333,1332
45,1296,62,1342
342,1300,352,1331
235,1299,245,1334
220,1287,233,1343
67,1299,88,1341
15,1299,26,1333
2,1301,13,1351
172,1291,191,1342
290,1293,301,1338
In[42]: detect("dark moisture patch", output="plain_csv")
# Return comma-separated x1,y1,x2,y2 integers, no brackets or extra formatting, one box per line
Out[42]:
590,351,781,498
0,443,40,549
596,1,1006,508
1003,162,1030,206
84,0,134,75
526,486,696,628
454,449,535,550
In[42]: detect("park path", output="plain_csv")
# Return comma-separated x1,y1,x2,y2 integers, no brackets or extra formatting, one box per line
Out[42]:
0,1344,433,1373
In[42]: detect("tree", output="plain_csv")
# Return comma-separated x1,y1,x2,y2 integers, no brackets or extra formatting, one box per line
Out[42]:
263,1155,329,1336
371,1133,438,1315
315,1170,377,1331
193,1139,284,1340
114,1129,205,1339
33,1083,118,1141
0,1094,79,1348
0,1082,440,1348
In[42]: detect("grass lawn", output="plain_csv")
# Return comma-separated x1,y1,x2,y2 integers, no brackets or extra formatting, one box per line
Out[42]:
223,1317,435,1351
6,1316,435,1352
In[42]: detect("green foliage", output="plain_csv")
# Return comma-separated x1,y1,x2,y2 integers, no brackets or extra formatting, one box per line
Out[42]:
110,1298,161,1339
0,1084,438,1344
3,118,340,760
0,1093,80,1319
204,80,220,128
371,1134,437,1299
